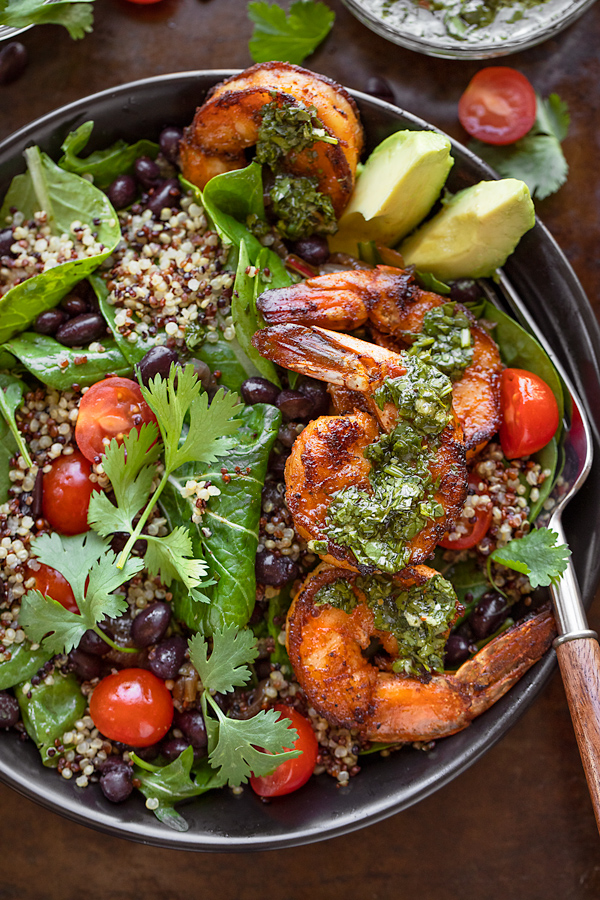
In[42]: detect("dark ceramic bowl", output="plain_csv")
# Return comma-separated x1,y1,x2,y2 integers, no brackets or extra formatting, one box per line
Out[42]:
1,72,600,852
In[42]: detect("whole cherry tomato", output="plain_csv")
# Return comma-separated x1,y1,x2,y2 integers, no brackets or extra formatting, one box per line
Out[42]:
499,368,559,459
438,474,493,551
250,704,319,797
89,669,173,747
42,450,101,535
75,376,157,463
458,68,537,146
24,561,78,613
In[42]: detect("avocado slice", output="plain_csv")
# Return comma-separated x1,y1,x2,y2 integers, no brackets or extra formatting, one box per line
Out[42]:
328,130,453,256
400,178,535,281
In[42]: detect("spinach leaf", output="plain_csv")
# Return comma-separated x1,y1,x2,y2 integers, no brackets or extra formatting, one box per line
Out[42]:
232,242,281,386
202,162,266,224
0,372,31,467
161,403,281,634
3,332,131,390
88,273,155,365
16,672,86,765
0,642,54,691
0,147,121,343
526,437,559,523
59,121,159,189
196,337,256,393
0,417,17,505
132,747,226,832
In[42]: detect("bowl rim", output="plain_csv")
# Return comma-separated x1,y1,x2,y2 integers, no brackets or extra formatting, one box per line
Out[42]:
1,70,599,852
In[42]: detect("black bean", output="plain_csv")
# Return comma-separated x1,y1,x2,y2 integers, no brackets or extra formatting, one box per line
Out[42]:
277,423,299,448
276,389,313,420
78,628,111,657
0,228,14,256
33,308,69,336
174,708,207,749
186,358,218,396
289,235,330,267
99,762,133,803
132,743,160,762
365,75,395,105
146,178,181,218
0,691,20,728
60,294,89,317
107,174,137,210
297,380,329,417
148,636,187,680
241,377,280,406
109,532,148,557
255,550,298,586
0,43,28,87
136,345,179,387
68,648,103,681
159,126,184,164
134,156,161,189
444,633,472,667
448,279,481,305
160,737,192,762
131,602,172,648
469,592,508,641
55,312,107,346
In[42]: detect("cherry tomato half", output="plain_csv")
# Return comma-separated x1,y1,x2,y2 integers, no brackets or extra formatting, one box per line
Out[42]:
75,376,157,462
499,368,559,460
89,669,173,747
438,474,493,551
24,561,79,613
458,68,537,146
250,705,319,798
42,450,101,535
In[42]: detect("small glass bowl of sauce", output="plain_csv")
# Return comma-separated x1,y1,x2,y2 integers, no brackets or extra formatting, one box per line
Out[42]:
341,0,597,58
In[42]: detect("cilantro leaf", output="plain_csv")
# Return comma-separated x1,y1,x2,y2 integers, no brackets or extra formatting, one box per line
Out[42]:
0,373,32,468
490,527,570,589
0,0,95,40
188,625,258,694
248,0,335,65
469,94,569,200
144,528,209,589
18,591,87,656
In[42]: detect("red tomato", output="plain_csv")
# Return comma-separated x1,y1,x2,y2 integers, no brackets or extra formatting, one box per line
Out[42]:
250,704,319,798
458,68,537,145
499,368,559,459
42,450,101,535
438,474,493,551
75,376,157,462
89,669,173,747
24,561,79,613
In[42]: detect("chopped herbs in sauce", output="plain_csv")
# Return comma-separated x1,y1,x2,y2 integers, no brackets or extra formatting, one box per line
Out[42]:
315,572,458,676
255,101,337,171
407,303,474,382
269,174,337,240
324,356,453,573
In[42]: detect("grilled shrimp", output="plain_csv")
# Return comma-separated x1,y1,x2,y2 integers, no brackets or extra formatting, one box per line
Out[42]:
180,63,364,216
286,564,557,742
257,265,503,451
252,324,466,573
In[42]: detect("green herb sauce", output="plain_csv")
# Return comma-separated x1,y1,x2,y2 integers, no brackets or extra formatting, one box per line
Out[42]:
256,101,330,170
407,303,474,382
325,356,453,573
269,174,337,240
315,572,457,675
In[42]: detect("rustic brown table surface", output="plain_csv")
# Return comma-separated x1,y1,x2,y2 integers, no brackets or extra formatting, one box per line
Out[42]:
1,0,600,896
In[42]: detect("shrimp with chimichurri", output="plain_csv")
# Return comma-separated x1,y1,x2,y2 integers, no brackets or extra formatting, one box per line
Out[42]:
252,323,467,574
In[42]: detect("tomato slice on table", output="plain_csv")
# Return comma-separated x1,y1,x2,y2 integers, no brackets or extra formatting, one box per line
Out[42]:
458,68,537,145
438,473,493,551
42,450,101,535
90,669,174,747
75,376,158,462
250,704,319,797
24,561,79,613
499,367,559,459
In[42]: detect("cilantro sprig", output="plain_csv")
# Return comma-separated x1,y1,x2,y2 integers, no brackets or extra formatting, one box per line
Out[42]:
0,0,95,40
470,94,570,201
87,364,243,591
189,626,301,786
248,0,335,65
19,532,144,655
487,527,571,590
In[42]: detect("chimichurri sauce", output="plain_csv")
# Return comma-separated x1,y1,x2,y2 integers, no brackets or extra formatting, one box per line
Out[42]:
315,571,458,675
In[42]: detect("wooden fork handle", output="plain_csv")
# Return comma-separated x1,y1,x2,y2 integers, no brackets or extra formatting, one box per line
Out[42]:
556,637,600,831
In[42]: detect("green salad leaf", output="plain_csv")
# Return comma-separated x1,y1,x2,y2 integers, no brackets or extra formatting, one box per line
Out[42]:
248,0,335,65
0,642,54,692
59,121,159,189
489,527,570,589
0,373,31,467
0,0,95,40
232,242,281,386
16,673,86,765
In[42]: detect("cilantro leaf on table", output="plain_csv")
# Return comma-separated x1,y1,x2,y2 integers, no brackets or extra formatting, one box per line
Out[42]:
489,527,570,589
188,625,259,694
0,0,95,40
469,94,570,200
248,0,335,65
19,533,143,654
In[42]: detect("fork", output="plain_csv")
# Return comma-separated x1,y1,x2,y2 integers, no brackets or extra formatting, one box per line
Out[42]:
485,272,600,831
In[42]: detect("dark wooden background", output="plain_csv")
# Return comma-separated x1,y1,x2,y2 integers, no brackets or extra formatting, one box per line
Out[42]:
1,0,600,896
